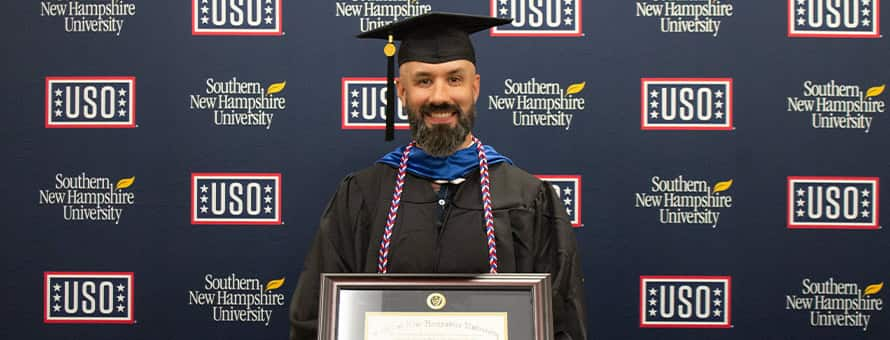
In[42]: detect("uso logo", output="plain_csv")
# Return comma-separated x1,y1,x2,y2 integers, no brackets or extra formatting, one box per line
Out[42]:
44,272,134,324
640,275,731,328
45,76,135,128
192,0,282,36
641,78,733,131
788,176,879,229
341,77,407,130
191,173,282,225
788,0,880,38
536,175,582,227
491,0,582,36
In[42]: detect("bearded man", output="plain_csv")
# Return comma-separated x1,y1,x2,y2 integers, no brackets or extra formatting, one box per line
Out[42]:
289,12,587,340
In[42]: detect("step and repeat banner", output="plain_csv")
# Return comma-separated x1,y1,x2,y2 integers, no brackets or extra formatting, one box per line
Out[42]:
4,0,889,339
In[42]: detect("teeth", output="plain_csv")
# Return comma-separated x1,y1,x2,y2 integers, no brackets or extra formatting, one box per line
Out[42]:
430,112,452,118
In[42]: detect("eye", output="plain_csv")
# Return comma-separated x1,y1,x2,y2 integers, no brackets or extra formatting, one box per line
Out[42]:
416,78,432,87
448,76,463,85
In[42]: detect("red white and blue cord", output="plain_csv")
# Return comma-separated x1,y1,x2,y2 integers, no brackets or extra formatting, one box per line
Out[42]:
376,138,498,274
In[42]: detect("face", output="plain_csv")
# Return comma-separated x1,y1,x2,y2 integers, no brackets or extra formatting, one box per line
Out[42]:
397,59,480,157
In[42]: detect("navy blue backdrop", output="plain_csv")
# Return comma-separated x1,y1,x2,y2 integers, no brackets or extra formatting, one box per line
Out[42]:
4,0,889,339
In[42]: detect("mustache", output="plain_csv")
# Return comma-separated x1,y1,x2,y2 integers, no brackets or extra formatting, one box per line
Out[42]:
420,103,462,115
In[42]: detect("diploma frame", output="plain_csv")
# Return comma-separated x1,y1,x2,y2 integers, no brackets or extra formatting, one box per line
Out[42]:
318,273,553,340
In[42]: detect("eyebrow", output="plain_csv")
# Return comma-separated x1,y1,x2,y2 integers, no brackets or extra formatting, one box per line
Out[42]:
410,68,468,78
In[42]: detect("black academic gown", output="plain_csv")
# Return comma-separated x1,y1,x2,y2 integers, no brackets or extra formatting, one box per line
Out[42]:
289,162,587,340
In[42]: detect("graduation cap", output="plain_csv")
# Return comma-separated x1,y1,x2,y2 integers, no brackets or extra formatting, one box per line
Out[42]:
357,12,512,141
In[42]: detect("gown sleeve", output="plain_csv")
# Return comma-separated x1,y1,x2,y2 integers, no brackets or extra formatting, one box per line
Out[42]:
535,183,588,340
289,174,368,340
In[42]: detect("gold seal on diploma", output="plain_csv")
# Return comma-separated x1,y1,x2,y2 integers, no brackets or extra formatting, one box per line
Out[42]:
426,292,446,310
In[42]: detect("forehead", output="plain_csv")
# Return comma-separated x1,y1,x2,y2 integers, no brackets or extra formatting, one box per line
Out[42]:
399,59,477,77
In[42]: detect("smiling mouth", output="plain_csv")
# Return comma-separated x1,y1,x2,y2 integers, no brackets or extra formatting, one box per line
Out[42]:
425,111,456,124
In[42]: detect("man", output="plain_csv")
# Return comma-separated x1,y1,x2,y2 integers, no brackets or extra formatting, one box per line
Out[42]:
289,12,586,340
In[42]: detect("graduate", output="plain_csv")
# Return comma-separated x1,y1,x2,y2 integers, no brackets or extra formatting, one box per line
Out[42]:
289,12,587,340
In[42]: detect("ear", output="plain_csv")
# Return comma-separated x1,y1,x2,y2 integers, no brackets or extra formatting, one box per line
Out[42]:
473,73,481,103
395,77,406,105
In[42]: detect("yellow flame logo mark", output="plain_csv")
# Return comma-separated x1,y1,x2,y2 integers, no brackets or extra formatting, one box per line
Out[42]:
266,278,285,291
565,82,586,96
116,177,135,190
266,81,286,96
866,84,885,98
864,282,883,296
713,179,733,193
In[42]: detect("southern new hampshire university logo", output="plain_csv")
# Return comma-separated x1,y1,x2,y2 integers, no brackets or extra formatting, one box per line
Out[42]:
191,173,282,225
787,176,879,229
341,77,408,130
192,0,282,36
641,78,733,130
491,0,582,36
45,77,135,128
44,272,134,324
640,276,731,328
536,175,582,227
788,0,881,38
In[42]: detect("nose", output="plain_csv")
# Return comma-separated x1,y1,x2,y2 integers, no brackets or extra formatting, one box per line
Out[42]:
428,79,450,106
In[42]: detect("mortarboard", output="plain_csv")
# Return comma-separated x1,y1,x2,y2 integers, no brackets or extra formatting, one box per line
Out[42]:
357,12,512,141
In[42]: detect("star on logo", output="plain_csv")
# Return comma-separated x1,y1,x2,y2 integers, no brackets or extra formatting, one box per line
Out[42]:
714,90,724,99
55,110,62,117
265,6,273,14
264,185,273,193
200,205,209,213
265,16,273,25
53,305,61,312
117,294,125,302
499,0,508,4
117,284,125,292
53,294,61,302
650,100,658,109
351,89,359,98
499,7,508,16
118,99,127,107
351,100,359,108
650,111,659,119
201,16,209,24
714,299,722,307
713,288,722,296
796,188,805,197
713,309,722,317
797,199,805,207
200,195,208,203
650,90,659,98
715,111,724,119
55,99,62,107
53,284,61,291
264,206,272,214
649,298,657,306
118,109,126,117
563,187,572,196
797,18,805,26
351,110,359,118
862,210,871,218
797,209,805,217
862,18,871,27
862,8,871,17
201,6,209,14
564,17,573,26
797,7,805,16
797,0,805,5
564,0,572,6
862,189,870,197
55,89,63,97
715,101,723,109
200,185,208,193
649,288,657,296
117,305,125,312
862,200,870,208
563,197,572,206
649,309,657,316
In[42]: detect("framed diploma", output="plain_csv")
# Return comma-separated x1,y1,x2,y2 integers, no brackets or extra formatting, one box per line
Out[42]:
318,273,552,340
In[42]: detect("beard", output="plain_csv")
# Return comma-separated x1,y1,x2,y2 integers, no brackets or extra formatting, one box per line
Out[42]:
408,102,475,158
